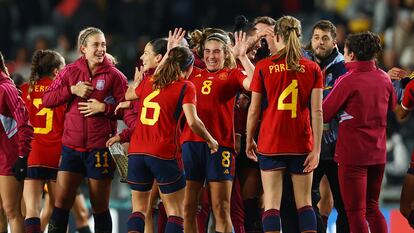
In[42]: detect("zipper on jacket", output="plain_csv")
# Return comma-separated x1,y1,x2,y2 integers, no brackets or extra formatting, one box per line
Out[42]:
83,76,92,149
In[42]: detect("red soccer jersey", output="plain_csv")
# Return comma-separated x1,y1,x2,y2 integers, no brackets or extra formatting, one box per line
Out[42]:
402,80,414,110
128,78,196,159
180,67,246,149
21,78,65,168
250,53,323,156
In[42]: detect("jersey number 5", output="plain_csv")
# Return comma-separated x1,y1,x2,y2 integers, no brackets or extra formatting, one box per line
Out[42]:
278,80,298,118
32,98,53,134
140,90,161,125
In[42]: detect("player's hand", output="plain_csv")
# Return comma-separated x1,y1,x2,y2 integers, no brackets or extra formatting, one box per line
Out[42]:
115,101,131,115
71,81,93,98
12,156,27,181
246,138,258,162
207,138,219,154
388,67,407,80
303,150,319,173
106,135,121,147
78,99,106,117
230,31,248,58
167,28,186,51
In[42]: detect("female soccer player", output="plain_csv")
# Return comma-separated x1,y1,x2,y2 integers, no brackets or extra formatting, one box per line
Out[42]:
43,27,128,233
107,38,169,233
395,77,414,228
0,51,33,233
125,45,218,233
182,29,254,233
323,31,395,233
20,50,66,232
246,16,323,233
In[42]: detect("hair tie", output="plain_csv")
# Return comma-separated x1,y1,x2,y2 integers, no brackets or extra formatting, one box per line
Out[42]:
287,26,296,31
180,54,195,70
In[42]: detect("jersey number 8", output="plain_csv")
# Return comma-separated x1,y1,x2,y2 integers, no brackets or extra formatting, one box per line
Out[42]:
201,80,213,95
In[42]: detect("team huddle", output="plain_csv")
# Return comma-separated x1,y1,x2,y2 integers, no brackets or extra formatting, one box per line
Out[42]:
0,14,413,233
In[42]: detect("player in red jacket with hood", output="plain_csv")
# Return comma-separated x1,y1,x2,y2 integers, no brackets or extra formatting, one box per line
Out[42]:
43,27,128,233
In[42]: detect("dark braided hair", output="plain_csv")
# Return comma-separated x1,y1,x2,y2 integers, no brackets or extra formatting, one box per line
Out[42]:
345,31,382,61
0,51,9,76
28,50,64,99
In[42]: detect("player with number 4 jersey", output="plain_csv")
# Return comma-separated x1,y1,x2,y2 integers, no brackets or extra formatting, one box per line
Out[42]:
246,16,323,233
250,49,323,155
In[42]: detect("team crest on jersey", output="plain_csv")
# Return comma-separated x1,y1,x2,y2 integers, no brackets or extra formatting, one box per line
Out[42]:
218,73,228,80
96,80,105,90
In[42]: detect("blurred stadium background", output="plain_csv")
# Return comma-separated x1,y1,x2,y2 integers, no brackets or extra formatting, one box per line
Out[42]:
1,0,414,232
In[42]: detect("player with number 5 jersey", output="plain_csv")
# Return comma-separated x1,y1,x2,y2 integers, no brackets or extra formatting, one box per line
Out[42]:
20,50,66,233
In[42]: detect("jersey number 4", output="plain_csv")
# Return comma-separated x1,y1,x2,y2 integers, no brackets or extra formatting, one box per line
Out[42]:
278,80,298,118
140,90,161,125
32,98,53,134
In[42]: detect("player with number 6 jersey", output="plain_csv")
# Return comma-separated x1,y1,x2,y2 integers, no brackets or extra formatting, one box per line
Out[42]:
125,44,218,233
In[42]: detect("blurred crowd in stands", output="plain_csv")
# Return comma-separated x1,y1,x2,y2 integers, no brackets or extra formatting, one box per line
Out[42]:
1,0,414,202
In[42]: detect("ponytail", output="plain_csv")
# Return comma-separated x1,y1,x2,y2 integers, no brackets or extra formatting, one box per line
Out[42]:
274,16,303,72
28,50,65,99
153,46,194,89
285,27,303,72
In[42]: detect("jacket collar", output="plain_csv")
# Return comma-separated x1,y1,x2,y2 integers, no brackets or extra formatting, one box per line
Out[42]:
345,60,377,72
75,55,114,76
319,47,344,70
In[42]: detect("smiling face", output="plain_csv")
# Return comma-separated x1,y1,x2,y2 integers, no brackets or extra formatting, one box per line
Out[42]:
203,40,226,72
80,33,106,68
140,43,162,72
311,28,336,61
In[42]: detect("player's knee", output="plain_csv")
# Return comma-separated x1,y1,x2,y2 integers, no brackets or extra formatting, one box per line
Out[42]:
212,200,230,220
3,204,21,220
183,200,198,218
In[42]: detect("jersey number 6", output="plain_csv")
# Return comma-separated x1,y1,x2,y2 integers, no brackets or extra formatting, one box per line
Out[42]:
140,90,161,125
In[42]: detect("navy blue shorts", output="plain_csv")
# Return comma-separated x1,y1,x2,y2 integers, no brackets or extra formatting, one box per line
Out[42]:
258,154,308,174
26,167,58,180
182,141,235,182
59,146,115,179
127,155,185,194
